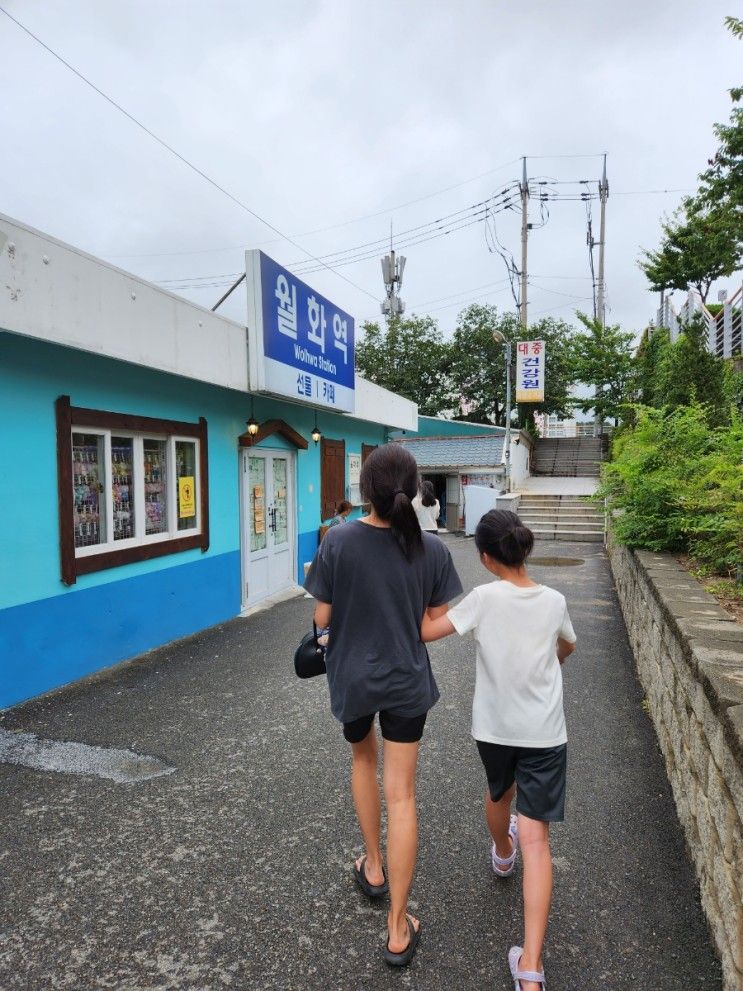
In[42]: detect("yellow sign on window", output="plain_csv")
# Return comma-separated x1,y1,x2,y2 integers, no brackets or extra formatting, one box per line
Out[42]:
179,476,196,518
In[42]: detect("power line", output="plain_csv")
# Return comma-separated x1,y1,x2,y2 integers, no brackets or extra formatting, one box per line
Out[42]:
0,4,379,303
411,278,512,309
152,187,517,286
99,158,523,260
423,285,514,315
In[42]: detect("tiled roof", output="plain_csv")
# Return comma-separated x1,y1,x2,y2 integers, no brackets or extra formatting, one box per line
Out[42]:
393,435,504,469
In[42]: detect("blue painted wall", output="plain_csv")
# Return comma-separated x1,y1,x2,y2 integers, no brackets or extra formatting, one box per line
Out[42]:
0,333,387,707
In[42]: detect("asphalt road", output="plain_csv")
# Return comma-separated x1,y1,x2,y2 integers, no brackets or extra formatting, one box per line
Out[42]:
0,537,721,990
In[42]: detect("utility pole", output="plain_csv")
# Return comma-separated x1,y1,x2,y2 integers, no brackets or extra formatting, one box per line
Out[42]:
597,154,609,327
520,156,529,329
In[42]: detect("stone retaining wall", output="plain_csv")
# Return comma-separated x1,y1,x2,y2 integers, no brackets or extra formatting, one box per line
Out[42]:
608,541,743,991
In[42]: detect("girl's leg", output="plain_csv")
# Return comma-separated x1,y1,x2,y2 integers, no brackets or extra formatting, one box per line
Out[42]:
383,739,420,952
485,783,516,859
350,727,384,886
517,814,552,991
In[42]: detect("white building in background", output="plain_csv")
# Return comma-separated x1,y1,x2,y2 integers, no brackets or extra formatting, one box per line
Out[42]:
654,285,742,357
540,415,597,438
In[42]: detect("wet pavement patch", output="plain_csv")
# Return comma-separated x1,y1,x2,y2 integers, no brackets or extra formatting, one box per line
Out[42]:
0,728,175,784
529,556,585,567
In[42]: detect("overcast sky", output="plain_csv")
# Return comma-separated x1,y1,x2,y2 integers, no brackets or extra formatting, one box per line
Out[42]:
2,1,740,340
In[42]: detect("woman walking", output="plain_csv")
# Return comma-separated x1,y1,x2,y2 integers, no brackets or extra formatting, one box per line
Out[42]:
411,479,440,534
304,444,462,966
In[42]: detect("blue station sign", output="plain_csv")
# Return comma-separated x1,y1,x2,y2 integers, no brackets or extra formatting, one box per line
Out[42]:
246,250,355,412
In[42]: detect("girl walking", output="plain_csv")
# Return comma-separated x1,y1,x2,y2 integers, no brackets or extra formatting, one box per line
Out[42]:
421,509,576,990
304,444,462,966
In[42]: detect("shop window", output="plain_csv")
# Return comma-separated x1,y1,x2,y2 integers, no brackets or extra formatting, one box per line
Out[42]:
57,398,209,585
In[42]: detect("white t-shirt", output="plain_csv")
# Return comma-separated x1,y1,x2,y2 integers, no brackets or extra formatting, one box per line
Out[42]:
448,580,576,748
412,495,440,531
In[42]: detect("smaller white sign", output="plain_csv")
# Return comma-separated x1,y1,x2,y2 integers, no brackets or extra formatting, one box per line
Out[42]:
516,340,545,403
348,453,362,504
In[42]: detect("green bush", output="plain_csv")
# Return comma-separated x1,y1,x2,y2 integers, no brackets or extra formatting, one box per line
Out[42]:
600,403,743,576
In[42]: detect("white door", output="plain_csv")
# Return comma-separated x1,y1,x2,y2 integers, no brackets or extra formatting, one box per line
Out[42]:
241,448,295,608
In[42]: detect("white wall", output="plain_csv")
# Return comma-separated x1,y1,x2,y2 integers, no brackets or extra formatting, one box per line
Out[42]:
509,435,531,487
353,377,417,432
0,213,250,393
0,214,417,432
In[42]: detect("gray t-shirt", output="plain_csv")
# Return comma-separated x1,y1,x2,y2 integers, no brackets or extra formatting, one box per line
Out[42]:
304,520,463,723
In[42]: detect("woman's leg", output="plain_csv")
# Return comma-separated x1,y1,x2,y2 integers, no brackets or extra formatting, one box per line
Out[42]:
350,727,384,885
485,783,516,859
517,814,552,991
383,739,420,952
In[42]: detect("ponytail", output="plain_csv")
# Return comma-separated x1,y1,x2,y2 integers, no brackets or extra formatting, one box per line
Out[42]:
474,509,534,567
360,445,423,561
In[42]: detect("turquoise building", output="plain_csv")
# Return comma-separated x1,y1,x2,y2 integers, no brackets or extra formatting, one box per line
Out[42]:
0,215,416,708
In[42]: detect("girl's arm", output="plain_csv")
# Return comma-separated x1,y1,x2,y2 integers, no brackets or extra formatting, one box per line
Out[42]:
557,637,576,665
421,608,456,643
314,601,332,629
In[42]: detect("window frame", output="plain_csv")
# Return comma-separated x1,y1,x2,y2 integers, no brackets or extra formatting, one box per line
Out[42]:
56,397,209,585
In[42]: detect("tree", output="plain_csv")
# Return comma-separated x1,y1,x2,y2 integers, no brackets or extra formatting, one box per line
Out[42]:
448,305,577,426
634,326,671,407
448,305,515,424
355,315,452,415
653,314,729,424
697,16,743,213
638,197,742,304
571,313,635,427
639,18,742,303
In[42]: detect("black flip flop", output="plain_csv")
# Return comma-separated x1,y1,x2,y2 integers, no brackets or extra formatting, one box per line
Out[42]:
353,856,388,898
384,915,421,967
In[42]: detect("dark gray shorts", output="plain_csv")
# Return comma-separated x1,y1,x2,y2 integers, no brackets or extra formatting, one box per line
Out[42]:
476,741,567,822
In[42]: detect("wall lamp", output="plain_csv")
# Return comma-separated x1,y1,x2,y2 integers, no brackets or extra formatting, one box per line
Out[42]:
246,397,259,437
311,416,321,445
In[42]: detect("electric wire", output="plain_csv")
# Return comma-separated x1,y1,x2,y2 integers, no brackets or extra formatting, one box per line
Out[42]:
0,4,380,302
155,187,520,286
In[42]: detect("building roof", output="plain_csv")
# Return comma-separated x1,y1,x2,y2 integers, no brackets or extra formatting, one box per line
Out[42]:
393,435,504,470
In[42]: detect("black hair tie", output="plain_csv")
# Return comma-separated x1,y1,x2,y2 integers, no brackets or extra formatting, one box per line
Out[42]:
394,489,406,496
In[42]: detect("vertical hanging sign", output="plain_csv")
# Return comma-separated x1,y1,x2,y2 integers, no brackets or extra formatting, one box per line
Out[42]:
515,340,545,402
246,250,355,412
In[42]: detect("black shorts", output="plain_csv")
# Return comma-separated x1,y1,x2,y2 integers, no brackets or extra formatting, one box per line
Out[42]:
476,740,567,822
343,710,427,744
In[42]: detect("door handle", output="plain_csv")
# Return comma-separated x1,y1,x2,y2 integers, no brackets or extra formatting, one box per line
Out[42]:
268,507,277,533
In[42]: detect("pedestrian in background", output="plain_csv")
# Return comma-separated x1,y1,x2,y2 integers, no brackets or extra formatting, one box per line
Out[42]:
304,444,462,966
412,479,440,534
324,499,353,529
421,509,576,991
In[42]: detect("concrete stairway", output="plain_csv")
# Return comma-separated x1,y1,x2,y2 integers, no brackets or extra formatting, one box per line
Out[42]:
518,494,605,542
533,437,603,477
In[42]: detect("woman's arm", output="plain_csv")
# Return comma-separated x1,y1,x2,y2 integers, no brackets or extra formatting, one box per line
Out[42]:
557,637,575,665
421,608,456,643
314,600,332,628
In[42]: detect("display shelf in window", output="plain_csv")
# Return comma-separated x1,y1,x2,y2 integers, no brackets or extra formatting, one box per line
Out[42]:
56,398,209,585
176,440,197,531
144,438,168,535
72,433,106,548
111,436,135,541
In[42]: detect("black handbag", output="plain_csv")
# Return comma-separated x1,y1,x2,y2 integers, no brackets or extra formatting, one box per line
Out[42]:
294,622,327,679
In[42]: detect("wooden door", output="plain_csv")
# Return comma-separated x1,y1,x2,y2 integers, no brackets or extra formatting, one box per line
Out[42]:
361,443,377,464
321,438,345,521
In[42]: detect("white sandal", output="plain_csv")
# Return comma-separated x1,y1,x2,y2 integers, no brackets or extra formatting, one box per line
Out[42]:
491,814,519,877
508,945,546,988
